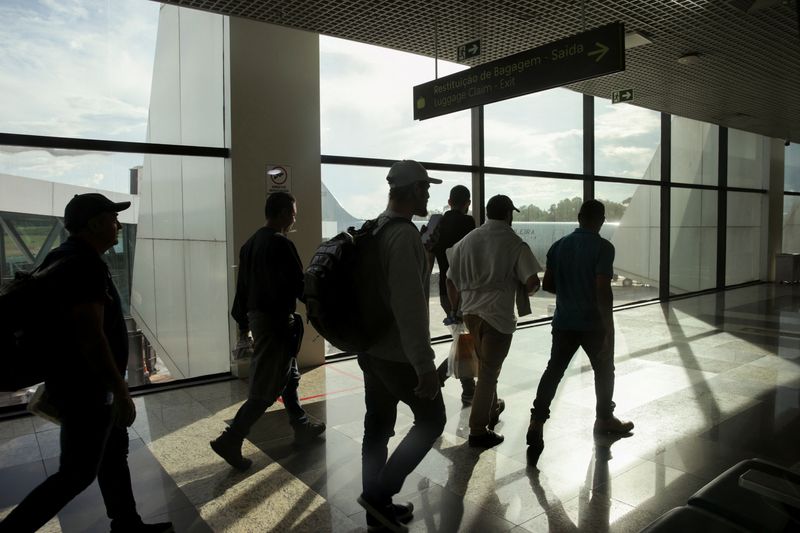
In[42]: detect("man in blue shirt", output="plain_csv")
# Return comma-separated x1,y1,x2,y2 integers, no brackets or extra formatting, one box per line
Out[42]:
526,200,633,456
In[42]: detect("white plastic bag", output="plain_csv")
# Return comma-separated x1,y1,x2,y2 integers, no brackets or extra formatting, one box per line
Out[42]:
447,322,478,380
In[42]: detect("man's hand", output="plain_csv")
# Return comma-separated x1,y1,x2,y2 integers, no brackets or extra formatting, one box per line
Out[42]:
114,394,137,427
414,371,441,400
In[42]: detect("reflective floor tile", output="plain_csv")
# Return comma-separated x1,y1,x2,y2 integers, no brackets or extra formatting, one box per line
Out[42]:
0,434,42,468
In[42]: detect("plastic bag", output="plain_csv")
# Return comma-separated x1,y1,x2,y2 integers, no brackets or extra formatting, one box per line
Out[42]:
27,384,61,425
447,322,478,380
232,335,254,360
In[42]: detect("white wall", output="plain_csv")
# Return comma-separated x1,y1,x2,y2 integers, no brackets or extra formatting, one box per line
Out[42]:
227,17,324,368
132,6,325,378
0,173,138,222
132,5,229,379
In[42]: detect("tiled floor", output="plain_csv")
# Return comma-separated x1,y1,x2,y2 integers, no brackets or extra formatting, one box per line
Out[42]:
1,284,798,532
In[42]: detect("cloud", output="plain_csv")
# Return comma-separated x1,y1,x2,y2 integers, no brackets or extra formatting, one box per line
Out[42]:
0,0,159,141
320,35,472,164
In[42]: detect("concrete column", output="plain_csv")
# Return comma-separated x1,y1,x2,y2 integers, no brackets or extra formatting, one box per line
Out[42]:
227,18,324,368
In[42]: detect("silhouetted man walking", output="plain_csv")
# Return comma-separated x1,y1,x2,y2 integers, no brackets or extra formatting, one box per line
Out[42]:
357,160,446,533
0,194,172,533
211,192,324,471
431,185,477,404
526,200,634,456
447,195,540,448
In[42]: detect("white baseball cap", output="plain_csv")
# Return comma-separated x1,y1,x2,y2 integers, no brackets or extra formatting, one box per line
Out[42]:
386,160,443,188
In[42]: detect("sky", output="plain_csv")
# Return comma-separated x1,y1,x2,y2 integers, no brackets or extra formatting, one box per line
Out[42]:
0,0,681,212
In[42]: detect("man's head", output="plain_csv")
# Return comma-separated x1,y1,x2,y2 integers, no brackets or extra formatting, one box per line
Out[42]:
64,193,130,252
264,191,297,233
386,160,442,217
578,199,605,232
486,194,520,225
448,185,471,213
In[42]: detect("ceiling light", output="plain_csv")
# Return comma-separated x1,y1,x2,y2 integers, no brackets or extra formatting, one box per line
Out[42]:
677,52,702,65
625,30,652,49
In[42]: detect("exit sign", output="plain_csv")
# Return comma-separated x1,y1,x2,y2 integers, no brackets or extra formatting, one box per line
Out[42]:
457,39,481,61
612,88,634,104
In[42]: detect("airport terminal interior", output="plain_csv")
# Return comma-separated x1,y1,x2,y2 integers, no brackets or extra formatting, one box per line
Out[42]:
1,0,799,531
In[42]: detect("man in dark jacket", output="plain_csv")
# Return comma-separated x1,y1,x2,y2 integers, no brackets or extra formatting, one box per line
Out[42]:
430,185,477,404
0,193,172,533
210,191,324,471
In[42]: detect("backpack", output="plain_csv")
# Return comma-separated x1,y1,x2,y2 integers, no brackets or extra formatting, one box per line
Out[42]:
304,217,412,353
0,258,70,391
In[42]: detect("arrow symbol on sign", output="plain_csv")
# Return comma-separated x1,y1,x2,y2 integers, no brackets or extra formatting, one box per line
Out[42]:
468,43,479,54
588,41,609,62
622,90,631,99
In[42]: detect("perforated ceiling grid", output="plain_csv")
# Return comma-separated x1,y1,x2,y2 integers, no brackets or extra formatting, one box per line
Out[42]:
159,0,800,142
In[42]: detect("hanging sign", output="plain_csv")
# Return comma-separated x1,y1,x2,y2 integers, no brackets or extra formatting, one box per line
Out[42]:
414,22,625,120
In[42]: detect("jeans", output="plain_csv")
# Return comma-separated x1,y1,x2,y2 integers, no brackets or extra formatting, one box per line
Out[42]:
463,315,513,435
229,312,307,439
531,328,615,423
0,395,140,533
358,354,446,504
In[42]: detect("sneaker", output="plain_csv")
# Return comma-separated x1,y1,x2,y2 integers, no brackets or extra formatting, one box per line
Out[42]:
293,419,326,445
489,398,505,429
468,429,504,448
109,521,174,533
366,502,414,530
526,420,544,456
357,494,408,533
460,379,476,405
210,431,252,471
593,416,634,435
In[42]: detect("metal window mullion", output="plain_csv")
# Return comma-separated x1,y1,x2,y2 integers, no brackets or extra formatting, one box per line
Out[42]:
583,94,595,201
659,113,671,300
472,105,485,225
34,220,64,265
717,127,728,289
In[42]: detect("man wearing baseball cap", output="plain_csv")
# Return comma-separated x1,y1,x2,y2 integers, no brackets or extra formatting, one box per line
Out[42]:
1,193,173,533
355,160,446,532
446,194,541,448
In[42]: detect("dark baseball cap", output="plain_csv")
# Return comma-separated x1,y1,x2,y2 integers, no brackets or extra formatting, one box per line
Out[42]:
63,193,131,232
486,194,520,219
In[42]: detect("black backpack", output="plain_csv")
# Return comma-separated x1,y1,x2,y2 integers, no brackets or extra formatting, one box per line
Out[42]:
304,217,412,353
0,259,70,391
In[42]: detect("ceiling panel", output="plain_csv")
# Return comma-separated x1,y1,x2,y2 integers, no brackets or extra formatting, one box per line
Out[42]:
158,0,800,142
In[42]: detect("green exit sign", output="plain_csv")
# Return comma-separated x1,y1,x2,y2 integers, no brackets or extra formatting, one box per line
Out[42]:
612,88,634,104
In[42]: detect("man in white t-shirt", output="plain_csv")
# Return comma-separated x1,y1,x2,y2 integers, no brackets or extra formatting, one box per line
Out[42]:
446,194,541,448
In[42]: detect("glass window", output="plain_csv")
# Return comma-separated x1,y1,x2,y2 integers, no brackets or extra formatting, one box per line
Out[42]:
670,189,717,294
2,1,157,141
320,36,470,164
0,2,224,146
671,117,718,186
595,98,661,180
596,182,660,304
484,88,582,174
726,192,766,284
786,143,800,193
727,129,769,189
783,195,800,253
485,175,583,319
0,145,144,194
